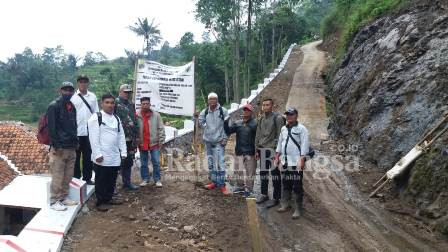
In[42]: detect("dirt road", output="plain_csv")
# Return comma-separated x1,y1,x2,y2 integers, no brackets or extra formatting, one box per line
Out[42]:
256,41,447,251
62,41,448,251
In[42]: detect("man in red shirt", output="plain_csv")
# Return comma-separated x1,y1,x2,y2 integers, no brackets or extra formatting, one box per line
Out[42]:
137,97,165,187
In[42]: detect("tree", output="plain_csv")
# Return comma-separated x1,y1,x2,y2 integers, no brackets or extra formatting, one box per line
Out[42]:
159,41,171,64
179,32,195,61
83,51,107,66
128,18,162,59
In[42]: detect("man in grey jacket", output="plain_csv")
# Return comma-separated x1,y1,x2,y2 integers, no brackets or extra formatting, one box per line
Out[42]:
196,92,229,195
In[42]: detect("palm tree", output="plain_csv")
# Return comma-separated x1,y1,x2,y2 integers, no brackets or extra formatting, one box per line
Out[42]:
128,18,162,59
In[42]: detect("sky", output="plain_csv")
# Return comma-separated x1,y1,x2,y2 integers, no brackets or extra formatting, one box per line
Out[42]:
0,0,206,61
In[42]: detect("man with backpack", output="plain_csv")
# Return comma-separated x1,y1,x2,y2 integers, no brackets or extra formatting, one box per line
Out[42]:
115,84,140,190
88,93,127,212
196,92,230,195
255,98,285,208
70,75,99,185
275,107,310,219
46,81,79,211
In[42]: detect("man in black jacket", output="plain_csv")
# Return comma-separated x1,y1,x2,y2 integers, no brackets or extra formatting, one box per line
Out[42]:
47,81,79,211
224,104,257,197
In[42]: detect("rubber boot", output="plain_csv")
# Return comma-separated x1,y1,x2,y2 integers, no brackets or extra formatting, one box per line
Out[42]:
292,194,303,219
277,190,291,213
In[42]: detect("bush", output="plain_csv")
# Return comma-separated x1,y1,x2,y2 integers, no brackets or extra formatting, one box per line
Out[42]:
321,0,407,52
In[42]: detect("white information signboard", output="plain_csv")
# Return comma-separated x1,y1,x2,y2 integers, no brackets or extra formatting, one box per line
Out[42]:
134,59,194,116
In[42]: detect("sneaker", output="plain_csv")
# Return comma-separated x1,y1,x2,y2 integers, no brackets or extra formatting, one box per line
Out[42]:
96,204,109,212
265,199,280,209
51,201,67,211
85,180,95,185
220,186,230,195
232,186,245,194
256,195,268,204
108,198,124,205
155,181,163,187
112,195,123,201
243,191,255,198
204,183,216,190
123,184,139,190
62,198,79,206
140,181,149,187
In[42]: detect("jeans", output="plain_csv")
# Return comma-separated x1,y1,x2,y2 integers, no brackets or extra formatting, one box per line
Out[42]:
205,141,226,188
140,149,161,182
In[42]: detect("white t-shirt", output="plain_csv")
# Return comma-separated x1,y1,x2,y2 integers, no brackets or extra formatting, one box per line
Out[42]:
71,90,99,136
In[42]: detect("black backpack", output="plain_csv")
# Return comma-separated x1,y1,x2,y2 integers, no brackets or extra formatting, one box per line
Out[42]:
96,112,120,132
204,106,225,121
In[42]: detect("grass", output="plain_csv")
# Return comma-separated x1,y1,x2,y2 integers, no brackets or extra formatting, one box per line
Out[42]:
321,0,407,55
0,102,34,123
320,0,408,94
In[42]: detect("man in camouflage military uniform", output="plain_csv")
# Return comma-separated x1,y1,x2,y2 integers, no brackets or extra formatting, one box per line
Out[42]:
114,84,139,190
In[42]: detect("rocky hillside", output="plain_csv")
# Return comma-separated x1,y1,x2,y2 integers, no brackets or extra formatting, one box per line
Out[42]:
326,1,448,234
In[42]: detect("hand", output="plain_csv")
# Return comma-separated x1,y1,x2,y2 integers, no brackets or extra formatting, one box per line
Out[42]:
274,153,280,164
96,156,104,163
298,156,305,171
53,148,63,156
220,139,227,146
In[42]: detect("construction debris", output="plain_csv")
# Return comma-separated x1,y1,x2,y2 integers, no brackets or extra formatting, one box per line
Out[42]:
370,114,448,197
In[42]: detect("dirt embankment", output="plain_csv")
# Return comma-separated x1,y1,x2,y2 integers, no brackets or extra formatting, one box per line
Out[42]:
325,0,448,237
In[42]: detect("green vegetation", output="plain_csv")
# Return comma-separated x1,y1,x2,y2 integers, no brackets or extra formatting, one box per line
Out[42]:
321,0,407,55
0,0,332,128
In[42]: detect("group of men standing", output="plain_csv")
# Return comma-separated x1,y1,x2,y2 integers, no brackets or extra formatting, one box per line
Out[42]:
45,76,310,219
46,76,165,212
197,93,310,219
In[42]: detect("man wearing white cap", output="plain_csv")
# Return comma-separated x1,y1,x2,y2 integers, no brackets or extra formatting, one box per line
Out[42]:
196,92,230,195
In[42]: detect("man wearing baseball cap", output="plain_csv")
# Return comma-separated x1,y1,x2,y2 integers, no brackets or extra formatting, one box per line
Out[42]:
275,107,310,219
46,81,79,211
224,104,257,197
114,84,140,190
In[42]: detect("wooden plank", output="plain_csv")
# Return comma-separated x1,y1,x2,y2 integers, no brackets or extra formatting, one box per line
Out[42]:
246,198,263,252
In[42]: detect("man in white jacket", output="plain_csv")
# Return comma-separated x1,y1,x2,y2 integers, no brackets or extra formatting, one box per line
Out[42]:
275,107,310,219
88,93,127,212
